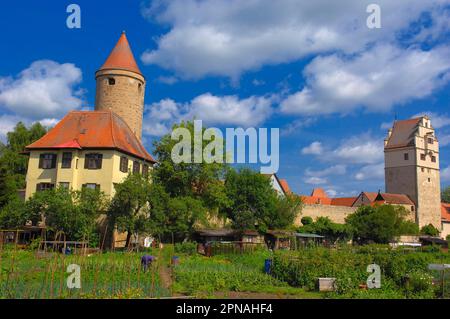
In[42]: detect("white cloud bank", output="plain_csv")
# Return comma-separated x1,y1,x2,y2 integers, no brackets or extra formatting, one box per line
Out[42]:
141,0,450,79
0,60,83,120
143,93,274,136
280,45,450,116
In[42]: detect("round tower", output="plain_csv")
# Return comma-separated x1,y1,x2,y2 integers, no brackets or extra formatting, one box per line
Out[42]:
95,32,145,140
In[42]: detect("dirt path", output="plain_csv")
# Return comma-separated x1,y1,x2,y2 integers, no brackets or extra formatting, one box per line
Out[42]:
159,264,173,291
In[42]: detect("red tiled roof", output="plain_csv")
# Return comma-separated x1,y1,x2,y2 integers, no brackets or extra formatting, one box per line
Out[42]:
279,179,291,195
385,118,421,149
98,32,142,76
331,197,357,207
359,192,414,206
300,195,330,205
311,188,328,198
26,111,155,163
379,193,414,206
362,192,379,202
442,203,450,222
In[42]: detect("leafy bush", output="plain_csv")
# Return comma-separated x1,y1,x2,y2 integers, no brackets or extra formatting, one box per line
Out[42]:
174,242,198,255
301,216,313,226
420,224,440,237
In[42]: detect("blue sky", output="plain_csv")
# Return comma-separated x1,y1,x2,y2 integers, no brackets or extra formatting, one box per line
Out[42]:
0,0,449,196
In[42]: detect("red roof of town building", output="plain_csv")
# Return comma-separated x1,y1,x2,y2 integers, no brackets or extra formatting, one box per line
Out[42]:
98,32,142,76
311,188,328,198
385,118,421,149
279,179,291,195
442,203,450,222
331,197,357,207
358,192,415,206
26,110,155,163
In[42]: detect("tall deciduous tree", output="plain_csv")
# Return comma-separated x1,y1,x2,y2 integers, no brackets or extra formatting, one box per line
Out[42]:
107,174,152,247
0,122,47,208
346,204,419,244
223,168,301,231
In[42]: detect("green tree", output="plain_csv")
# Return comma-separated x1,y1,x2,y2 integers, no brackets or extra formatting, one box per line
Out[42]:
26,187,107,244
108,174,152,247
147,183,205,241
442,186,450,203
301,216,313,226
298,217,351,243
346,204,417,244
420,224,440,237
0,198,27,229
223,168,301,231
0,122,47,208
152,121,229,214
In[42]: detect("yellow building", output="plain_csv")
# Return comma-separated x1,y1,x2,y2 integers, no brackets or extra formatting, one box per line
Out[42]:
24,32,155,199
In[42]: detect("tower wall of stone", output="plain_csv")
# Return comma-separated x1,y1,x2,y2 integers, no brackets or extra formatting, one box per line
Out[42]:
95,69,145,140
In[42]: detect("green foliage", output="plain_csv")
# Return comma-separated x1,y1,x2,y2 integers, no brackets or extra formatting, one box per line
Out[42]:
298,217,351,243
271,245,449,298
26,187,108,244
152,121,229,211
346,204,417,244
420,224,440,237
108,174,152,246
0,197,27,229
223,168,301,231
301,216,313,225
174,242,198,255
442,186,450,203
0,122,47,208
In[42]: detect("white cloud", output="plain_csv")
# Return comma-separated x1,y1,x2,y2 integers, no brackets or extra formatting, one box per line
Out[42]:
305,165,347,178
0,115,23,143
301,141,324,155
329,135,384,165
442,166,450,182
440,134,450,146
280,45,450,116
412,111,450,129
0,60,83,120
355,163,385,181
305,176,327,185
141,0,449,79
156,75,179,85
143,93,274,136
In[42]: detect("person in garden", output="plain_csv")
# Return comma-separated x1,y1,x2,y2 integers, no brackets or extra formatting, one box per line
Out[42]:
141,255,156,272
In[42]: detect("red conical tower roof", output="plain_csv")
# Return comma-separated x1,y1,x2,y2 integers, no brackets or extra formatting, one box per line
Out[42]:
99,31,142,75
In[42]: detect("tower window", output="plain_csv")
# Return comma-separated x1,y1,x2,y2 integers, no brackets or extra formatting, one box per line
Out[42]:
420,154,426,161
428,178,431,182
404,153,409,161
427,137,434,144
108,77,115,85
431,156,436,163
